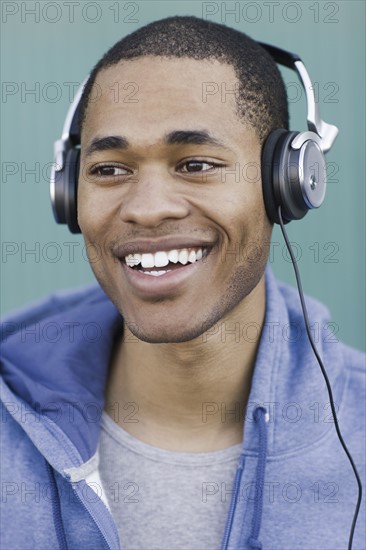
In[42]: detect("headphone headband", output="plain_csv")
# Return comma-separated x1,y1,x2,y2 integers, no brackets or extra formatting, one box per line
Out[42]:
258,43,338,152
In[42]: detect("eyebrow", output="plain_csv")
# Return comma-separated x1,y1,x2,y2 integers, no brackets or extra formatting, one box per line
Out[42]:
165,130,226,147
84,135,129,157
84,130,231,158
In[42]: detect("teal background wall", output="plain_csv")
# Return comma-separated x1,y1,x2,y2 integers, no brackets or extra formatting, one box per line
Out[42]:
1,1,365,351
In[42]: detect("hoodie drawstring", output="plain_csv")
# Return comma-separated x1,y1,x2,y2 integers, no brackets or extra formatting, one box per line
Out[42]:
248,406,269,550
221,406,269,550
45,461,68,550
221,452,246,550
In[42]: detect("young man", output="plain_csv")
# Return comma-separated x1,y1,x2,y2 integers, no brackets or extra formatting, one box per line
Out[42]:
1,16,365,550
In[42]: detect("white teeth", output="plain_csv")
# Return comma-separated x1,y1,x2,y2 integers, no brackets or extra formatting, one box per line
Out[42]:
125,247,206,268
125,253,141,267
168,249,179,263
178,249,188,265
188,250,196,263
154,251,169,267
140,253,155,268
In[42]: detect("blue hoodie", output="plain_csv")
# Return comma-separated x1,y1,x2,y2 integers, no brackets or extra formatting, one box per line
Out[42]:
1,266,365,550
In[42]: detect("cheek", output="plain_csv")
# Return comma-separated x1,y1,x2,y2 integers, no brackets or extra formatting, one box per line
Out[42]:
77,185,114,278
77,181,95,234
219,181,267,232
219,184,272,267
78,182,115,238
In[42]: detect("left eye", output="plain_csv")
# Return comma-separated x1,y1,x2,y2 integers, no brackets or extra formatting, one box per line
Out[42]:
178,161,219,173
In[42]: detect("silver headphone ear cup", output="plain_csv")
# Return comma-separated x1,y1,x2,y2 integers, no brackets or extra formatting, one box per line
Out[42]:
262,130,327,224
262,130,306,223
292,137,327,210
272,131,326,222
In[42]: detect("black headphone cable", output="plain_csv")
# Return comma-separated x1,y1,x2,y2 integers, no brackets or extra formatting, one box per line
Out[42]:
277,205,362,550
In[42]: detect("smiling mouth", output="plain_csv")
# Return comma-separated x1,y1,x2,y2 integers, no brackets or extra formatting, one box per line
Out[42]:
123,246,210,277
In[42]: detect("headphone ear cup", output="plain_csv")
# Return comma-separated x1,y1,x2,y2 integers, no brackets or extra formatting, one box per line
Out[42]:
63,148,81,234
262,129,321,224
261,128,287,224
52,147,80,233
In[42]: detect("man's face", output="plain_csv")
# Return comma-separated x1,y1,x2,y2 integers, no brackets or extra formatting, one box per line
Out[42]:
78,57,272,343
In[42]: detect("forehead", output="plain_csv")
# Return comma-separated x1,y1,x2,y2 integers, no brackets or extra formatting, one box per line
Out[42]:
81,56,257,149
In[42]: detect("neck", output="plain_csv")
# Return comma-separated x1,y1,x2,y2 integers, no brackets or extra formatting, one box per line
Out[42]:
105,275,266,452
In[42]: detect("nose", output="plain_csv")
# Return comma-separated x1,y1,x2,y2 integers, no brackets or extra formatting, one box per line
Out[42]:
119,168,190,227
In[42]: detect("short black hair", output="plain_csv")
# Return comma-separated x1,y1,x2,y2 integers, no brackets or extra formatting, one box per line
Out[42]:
78,16,289,144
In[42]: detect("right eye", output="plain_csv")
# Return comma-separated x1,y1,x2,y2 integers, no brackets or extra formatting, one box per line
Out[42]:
89,165,131,178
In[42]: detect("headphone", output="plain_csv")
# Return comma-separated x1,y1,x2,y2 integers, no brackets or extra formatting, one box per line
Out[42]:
50,43,339,233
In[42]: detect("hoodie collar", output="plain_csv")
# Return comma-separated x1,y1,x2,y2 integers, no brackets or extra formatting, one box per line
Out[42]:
243,266,346,456
1,284,122,468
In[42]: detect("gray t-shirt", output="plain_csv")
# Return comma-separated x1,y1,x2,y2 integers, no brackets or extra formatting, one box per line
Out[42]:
99,412,243,550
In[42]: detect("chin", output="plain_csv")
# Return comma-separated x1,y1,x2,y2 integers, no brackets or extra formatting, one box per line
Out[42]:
125,319,206,344
122,299,236,344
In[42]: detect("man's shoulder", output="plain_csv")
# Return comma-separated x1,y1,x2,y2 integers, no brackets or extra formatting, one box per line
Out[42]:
341,341,366,392
342,339,366,368
1,283,108,339
277,272,366,362
269,269,365,373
